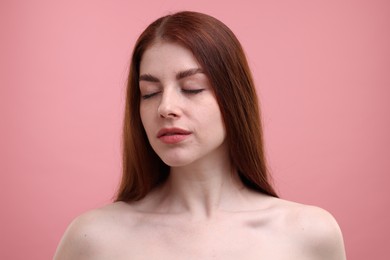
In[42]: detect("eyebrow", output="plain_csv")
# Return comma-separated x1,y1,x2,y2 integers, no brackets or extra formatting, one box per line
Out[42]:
139,74,159,82
139,68,204,82
176,68,203,80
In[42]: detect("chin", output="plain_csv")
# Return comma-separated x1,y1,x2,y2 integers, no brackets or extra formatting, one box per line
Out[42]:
156,152,197,168
160,157,193,168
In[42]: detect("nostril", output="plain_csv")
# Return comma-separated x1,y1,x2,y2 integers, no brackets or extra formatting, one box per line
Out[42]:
158,103,180,118
159,111,178,118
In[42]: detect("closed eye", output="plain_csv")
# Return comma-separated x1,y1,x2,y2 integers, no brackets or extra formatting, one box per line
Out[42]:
142,91,161,99
182,89,204,94
142,89,204,99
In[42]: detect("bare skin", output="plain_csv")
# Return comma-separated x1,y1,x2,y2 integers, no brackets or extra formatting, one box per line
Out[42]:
54,42,346,259
54,175,346,260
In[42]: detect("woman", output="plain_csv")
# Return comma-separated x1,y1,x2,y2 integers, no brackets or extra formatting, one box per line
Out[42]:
55,11,346,259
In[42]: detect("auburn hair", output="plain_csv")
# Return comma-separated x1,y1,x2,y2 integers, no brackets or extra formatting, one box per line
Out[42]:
116,11,278,201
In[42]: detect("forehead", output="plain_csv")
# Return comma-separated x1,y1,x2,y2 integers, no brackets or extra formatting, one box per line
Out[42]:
140,41,201,76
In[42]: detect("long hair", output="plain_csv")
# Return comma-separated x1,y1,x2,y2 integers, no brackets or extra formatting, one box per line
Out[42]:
116,11,278,201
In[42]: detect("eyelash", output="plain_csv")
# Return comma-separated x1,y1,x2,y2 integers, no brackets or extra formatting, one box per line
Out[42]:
182,89,204,94
142,92,160,99
141,89,204,100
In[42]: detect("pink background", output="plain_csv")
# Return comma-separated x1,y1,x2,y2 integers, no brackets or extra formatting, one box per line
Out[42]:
1,0,389,259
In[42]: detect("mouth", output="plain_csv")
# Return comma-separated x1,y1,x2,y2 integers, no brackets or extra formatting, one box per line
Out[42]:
157,128,192,144
157,128,192,138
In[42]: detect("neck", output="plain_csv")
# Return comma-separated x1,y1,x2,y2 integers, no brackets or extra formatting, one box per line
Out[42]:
153,160,250,220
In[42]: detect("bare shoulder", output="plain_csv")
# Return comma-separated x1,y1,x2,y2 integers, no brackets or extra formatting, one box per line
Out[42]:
271,198,346,260
53,202,134,260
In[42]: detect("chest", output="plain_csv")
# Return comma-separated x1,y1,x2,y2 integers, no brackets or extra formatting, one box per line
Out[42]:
98,222,306,260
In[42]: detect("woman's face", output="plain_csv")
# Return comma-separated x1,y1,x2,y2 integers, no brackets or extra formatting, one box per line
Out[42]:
139,41,227,167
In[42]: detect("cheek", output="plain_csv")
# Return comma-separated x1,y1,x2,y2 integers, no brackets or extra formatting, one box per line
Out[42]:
139,107,146,126
140,105,152,134
200,102,225,133
212,105,226,137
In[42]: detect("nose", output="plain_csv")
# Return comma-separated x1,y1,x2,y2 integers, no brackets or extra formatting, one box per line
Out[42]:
157,89,181,119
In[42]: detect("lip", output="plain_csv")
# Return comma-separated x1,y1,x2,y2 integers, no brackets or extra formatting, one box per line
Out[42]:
157,127,192,144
